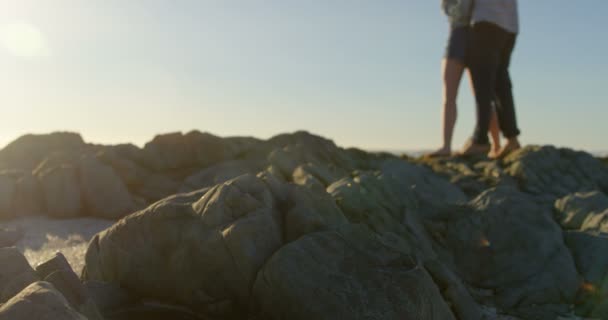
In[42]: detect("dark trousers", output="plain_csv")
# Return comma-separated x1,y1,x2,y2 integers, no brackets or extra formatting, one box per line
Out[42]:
468,22,520,144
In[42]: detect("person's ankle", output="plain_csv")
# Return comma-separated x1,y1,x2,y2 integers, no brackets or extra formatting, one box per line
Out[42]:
506,137,520,147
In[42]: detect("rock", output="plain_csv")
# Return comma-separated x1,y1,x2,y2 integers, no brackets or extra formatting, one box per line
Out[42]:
78,155,135,219
0,247,39,303
35,252,74,281
95,146,148,189
132,172,182,203
417,156,517,197
83,281,133,315
0,227,23,248
35,163,82,218
327,159,466,236
424,259,483,320
430,187,580,318
83,174,283,317
379,159,468,211
266,131,357,181
0,174,16,219
0,281,87,320
141,131,227,171
328,171,417,235
0,132,86,171
179,160,262,193
564,232,608,317
107,301,206,320
36,253,103,320
282,183,349,242
253,225,455,320
292,163,338,189
555,191,608,232
11,172,45,216
503,146,608,199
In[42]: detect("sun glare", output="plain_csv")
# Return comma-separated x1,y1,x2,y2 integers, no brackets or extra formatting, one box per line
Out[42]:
0,22,50,58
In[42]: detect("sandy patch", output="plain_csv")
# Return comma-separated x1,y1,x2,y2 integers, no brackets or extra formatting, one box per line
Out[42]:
0,216,115,274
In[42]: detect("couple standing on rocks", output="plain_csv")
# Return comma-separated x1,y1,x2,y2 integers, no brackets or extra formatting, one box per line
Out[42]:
428,0,522,159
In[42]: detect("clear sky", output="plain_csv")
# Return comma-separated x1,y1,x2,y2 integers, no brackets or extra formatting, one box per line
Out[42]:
0,1,606,152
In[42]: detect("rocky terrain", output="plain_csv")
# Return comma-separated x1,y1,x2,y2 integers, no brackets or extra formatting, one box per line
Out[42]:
1,131,607,319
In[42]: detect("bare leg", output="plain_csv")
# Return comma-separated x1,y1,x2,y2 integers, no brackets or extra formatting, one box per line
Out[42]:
427,58,465,157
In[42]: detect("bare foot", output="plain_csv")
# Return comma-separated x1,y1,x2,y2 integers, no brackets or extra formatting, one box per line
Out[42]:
490,138,521,159
424,147,452,158
458,139,491,157
488,146,501,159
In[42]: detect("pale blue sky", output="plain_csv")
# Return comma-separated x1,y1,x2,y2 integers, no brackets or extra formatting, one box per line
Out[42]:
0,1,606,152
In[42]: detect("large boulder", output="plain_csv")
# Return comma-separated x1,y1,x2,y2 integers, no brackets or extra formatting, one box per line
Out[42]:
11,172,45,216
95,145,149,189
0,173,16,219
430,187,580,318
83,174,283,317
564,232,608,318
179,160,262,193
141,131,228,172
34,162,82,218
266,131,359,182
83,172,355,318
0,247,39,303
0,281,87,320
0,170,45,219
327,159,466,235
0,132,86,171
253,225,455,320
503,146,608,200
555,191,608,232
417,156,518,198
78,156,135,219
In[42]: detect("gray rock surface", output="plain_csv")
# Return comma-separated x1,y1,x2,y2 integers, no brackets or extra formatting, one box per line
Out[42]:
78,156,135,219
0,281,87,320
429,187,580,318
555,191,608,232
253,225,455,320
3,131,608,319
0,247,39,303
503,146,608,198
83,174,283,317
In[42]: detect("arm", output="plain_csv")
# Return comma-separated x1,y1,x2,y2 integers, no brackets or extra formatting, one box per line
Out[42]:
444,0,474,27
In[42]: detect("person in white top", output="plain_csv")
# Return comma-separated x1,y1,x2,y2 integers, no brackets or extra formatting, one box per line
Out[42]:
428,0,501,157
459,0,522,158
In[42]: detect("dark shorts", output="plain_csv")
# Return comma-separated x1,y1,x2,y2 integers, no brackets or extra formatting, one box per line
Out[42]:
444,26,470,64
